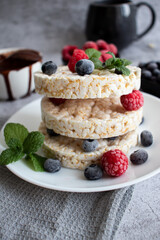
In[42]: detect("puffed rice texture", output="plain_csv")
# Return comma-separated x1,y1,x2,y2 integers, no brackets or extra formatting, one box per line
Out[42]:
34,65,141,99
39,122,138,170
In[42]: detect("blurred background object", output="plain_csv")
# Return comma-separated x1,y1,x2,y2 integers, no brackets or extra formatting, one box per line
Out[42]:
0,0,159,65
0,0,159,100
86,0,156,50
0,48,41,100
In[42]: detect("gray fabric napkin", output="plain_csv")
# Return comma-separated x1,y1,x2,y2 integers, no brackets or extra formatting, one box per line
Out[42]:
0,166,134,240
0,96,134,240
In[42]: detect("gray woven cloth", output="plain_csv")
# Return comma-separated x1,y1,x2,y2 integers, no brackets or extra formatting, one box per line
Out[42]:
0,96,134,240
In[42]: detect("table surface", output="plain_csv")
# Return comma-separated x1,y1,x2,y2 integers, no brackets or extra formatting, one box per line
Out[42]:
0,0,160,236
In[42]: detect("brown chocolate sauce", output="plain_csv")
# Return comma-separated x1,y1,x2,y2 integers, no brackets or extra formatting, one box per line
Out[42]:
0,49,42,100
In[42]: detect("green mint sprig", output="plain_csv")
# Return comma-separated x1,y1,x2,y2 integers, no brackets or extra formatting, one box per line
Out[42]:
0,123,46,171
85,49,132,76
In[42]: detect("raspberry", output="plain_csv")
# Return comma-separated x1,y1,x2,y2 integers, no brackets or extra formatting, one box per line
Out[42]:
82,41,98,51
96,40,109,51
68,49,89,72
62,45,78,62
101,149,128,177
99,50,113,62
120,90,144,111
108,44,118,55
49,98,66,105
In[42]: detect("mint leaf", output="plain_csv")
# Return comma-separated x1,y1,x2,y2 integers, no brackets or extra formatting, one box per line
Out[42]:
85,48,101,59
4,123,29,146
8,138,23,151
114,59,123,67
121,59,132,66
27,153,46,171
118,66,130,76
0,148,24,165
90,57,104,69
85,48,131,76
23,131,44,154
105,57,115,68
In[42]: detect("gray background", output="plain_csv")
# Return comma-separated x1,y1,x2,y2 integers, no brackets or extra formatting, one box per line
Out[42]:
0,0,160,239
0,0,160,64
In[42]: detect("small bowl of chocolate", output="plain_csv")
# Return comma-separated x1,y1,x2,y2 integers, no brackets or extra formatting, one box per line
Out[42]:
0,48,42,100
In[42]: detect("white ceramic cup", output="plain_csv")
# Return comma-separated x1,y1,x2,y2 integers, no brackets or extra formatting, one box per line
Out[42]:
0,48,42,100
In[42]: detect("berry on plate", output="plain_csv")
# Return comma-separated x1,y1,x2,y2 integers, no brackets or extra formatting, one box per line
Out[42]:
44,158,61,173
120,90,144,111
41,61,57,75
101,149,128,177
68,49,89,72
130,149,148,165
82,41,98,51
82,139,98,152
75,59,94,76
84,164,103,180
62,45,78,62
96,39,109,51
49,98,66,105
140,130,153,147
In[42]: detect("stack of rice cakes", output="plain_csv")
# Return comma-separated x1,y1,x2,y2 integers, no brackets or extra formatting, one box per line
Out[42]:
34,65,142,170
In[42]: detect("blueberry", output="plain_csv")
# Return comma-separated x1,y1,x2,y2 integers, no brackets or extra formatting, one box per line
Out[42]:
75,59,94,76
84,164,103,180
82,139,98,152
147,62,158,71
140,116,144,125
115,69,122,75
153,68,160,76
142,70,152,79
44,158,61,173
130,149,148,165
47,128,59,136
141,130,153,147
107,136,118,141
41,61,57,75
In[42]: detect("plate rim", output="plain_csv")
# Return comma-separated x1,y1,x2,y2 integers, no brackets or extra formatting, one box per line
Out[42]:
6,163,160,192
0,92,160,192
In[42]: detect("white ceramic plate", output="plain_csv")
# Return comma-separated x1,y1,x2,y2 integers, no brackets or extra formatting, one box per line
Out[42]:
0,93,160,192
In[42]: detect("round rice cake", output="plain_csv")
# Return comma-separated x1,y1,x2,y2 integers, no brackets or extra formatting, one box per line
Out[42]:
41,96,143,139
34,65,141,99
39,122,138,170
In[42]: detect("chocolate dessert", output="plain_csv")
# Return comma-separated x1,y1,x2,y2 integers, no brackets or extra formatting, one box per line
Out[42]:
0,49,42,100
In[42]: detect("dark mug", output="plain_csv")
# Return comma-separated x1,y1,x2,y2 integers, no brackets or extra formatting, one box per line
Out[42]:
85,0,156,50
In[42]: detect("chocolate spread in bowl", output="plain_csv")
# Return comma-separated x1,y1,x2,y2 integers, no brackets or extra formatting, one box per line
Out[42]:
0,49,42,100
